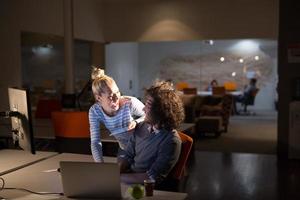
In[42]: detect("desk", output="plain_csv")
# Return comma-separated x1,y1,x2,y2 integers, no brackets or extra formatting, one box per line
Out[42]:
197,91,212,96
197,90,242,96
0,153,187,199
0,149,57,176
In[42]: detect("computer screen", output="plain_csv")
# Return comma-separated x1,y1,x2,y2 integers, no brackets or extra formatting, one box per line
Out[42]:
8,87,35,154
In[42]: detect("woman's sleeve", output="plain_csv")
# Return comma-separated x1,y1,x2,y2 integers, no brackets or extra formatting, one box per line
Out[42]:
130,97,145,123
89,105,104,162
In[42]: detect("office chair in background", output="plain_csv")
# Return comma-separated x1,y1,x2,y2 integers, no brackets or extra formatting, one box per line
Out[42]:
240,88,259,115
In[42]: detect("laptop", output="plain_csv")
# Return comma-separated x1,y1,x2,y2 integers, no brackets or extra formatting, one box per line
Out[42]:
60,161,122,199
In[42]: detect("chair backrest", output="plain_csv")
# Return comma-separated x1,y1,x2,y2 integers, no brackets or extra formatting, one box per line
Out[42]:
179,94,197,123
212,86,226,96
175,82,190,91
51,111,90,138
183,87,197,95
169,131,193,180
244,88,259,105
224,81,237,91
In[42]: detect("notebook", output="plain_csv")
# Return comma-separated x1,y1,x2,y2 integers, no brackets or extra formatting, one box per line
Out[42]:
59,161,122,199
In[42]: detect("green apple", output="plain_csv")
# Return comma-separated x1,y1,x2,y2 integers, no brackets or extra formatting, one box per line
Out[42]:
128,184,144,199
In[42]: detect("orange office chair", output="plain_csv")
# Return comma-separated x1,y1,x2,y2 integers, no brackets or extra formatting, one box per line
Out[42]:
224,81,237,91
51,111,91,154
175,82,190,91
157,131,193,191
170,131,193,180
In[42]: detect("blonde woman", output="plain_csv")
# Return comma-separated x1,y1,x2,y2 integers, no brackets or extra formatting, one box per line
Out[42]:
89,67,145,162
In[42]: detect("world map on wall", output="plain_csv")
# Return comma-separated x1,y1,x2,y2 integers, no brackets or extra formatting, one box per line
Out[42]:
158,51,275,91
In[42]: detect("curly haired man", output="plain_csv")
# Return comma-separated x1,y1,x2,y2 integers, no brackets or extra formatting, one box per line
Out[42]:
119,81,185,186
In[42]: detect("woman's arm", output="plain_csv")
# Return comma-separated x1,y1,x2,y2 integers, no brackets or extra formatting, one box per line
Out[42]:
129,96,145,123
89,105,104,162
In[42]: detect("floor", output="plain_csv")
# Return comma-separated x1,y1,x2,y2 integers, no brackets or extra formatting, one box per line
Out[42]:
182,151,300,200
180,110,300,200
194,110,277,154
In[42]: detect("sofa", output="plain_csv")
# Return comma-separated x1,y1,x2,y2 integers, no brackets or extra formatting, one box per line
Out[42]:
180,94,233,137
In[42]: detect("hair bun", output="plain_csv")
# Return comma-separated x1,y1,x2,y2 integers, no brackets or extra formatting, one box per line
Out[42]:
91,66,105,80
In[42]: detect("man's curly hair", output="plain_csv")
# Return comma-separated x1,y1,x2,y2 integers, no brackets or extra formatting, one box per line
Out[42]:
145,81,185,131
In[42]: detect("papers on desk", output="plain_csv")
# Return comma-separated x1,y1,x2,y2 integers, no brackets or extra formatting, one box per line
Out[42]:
43,168,59,173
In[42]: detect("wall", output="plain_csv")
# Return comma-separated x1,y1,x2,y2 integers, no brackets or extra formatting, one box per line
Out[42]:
21,41,91,92
277,1,300,158
105,43,139,97
129,39,276,110
103,0,278,42
0,0,104,110
73,0,104,42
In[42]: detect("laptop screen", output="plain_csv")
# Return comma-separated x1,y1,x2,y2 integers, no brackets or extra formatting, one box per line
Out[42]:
60,161,122,199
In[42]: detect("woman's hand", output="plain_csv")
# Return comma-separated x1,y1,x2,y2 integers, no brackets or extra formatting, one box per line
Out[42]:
119,96,131,107
127,120,137,131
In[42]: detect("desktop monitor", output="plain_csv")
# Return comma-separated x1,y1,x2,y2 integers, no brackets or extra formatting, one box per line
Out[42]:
8,87,35,154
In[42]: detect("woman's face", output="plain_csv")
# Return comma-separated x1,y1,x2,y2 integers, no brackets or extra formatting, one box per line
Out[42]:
96,82,120,115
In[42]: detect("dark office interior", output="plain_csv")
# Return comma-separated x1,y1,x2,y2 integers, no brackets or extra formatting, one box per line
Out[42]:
1,0,300,199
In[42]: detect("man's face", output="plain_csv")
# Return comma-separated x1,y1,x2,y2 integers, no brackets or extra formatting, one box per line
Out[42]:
143,96,153,124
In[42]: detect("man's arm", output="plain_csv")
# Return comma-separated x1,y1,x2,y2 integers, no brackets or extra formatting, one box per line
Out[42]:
119,158,131,173
118,132,136,172
147,133,182,182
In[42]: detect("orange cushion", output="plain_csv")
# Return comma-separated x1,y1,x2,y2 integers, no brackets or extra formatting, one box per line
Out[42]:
224,82,237,91
51,111,90,138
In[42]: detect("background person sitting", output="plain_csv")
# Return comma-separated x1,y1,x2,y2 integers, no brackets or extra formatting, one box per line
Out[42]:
233,78,258,114
119,81,185,187
206,79,218,91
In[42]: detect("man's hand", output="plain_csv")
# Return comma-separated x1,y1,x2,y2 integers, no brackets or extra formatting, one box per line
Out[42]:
119,158,130,173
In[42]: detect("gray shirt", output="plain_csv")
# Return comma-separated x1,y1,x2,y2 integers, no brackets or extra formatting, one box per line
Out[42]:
122,122,182,182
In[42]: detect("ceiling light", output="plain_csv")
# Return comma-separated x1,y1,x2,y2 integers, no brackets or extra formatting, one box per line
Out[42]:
220,57,225,62
239,58,244,63
254,56,259,61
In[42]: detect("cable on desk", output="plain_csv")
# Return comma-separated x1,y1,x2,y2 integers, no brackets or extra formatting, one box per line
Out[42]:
2,188,63,195
0,177,63,196
0,177,6,199
0,177,4,190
